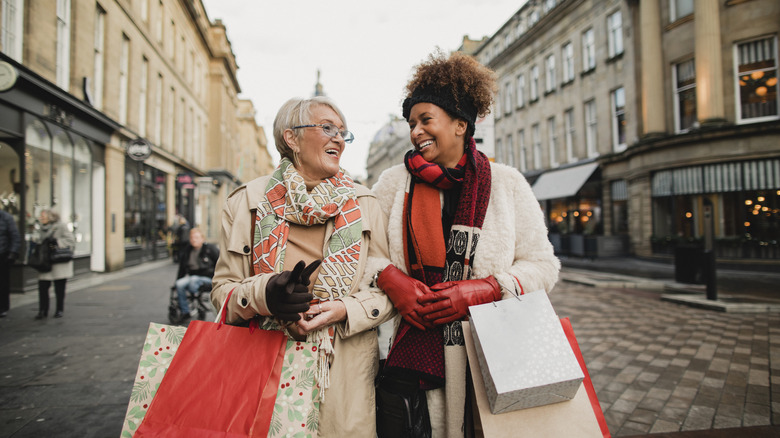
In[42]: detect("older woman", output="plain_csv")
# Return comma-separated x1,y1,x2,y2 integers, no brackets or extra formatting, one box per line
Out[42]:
211,96,393,437
35,209,76,319
372,51,561,436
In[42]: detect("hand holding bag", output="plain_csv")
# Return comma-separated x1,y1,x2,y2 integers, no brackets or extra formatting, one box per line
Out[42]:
463,319,610,437
133,291,287,437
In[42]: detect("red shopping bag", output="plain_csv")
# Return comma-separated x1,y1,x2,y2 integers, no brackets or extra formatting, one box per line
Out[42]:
134,318,286,437
560,317,611,438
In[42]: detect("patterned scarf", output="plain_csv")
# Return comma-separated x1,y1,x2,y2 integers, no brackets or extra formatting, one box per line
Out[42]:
252,157,362,394
386,138,491,387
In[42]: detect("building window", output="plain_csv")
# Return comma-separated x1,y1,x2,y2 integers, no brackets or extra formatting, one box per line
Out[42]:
548,117,558,167
505,134,515,167
1,0,25,62
56,0,72,90
529,10,539,26
582,28,595,72
496,138,503,164
585,99,597,158
119,35,130,125
673,59,697,132
611,87,627,151
611,180,629,234
545,54,556,93
735,36,779,123
670,0,693,22
564,108,576,163
543,0,556,14
156,0,163,43
167,87,175,149
518,129,527,172
516,18,526,37
516,73,525,108
530,65,539,101
139,57,148,137
495,87,502,119
168,20,175,59
93,6,105,110
178,96,185,156
141,0,149,22
154,74,162,144
562,42,574,83
532,123,542,169
504,80,513,115
607,11,623,58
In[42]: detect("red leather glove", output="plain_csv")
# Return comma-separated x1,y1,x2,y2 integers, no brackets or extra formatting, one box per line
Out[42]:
417,276,502,325
376,264,433,330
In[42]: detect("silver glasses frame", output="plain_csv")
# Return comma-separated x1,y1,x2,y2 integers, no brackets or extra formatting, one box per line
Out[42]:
291,123,354,143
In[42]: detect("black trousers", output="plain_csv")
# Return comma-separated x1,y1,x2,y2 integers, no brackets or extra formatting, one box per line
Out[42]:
38,279,67,315
0,257,10,313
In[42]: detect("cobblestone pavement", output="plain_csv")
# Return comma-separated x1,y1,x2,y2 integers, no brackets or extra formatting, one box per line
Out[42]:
549,278,779,437
0,261,777,437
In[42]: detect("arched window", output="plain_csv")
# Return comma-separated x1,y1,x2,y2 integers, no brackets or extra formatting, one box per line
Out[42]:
25,119,51,235
73,137,92,256
52,129,74,228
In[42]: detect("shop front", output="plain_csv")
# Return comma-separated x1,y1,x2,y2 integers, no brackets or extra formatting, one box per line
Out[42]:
650,159,780,260
533,161,628,258
0,55,118,291
124,154,170,266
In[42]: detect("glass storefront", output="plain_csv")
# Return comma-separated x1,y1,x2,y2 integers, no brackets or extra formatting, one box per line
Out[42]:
0,142,21,230
23,119,93,257
651,160,780,259
124,160,168,261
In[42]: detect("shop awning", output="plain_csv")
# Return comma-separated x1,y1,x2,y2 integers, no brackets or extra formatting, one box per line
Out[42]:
532,162,599,201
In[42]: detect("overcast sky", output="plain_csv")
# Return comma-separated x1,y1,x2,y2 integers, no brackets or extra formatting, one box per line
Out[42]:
200,0,526,180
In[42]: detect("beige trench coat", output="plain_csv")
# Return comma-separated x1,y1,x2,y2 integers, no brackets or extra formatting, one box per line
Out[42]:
211,175,395,438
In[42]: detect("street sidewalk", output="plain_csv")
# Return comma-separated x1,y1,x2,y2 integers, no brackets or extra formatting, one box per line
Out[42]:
0,259,777,437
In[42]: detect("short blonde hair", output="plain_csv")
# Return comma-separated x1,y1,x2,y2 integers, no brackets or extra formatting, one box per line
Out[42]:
40,208,61,222
272,96,348,163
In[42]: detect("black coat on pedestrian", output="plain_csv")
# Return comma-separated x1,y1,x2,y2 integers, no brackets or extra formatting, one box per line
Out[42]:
176,242,219,279
0,211,21,258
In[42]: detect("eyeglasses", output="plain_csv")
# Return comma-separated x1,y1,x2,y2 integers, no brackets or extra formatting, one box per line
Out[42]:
291,123,354,143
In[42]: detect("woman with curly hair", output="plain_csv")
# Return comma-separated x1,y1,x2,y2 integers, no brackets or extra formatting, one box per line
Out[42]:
372,51,560,436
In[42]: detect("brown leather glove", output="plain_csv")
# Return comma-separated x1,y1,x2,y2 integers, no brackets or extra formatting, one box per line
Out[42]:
265,260,321,321
417,276,502,325
376,264,433,330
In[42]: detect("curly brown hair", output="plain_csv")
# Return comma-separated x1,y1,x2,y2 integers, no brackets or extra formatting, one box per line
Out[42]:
404,50,497,120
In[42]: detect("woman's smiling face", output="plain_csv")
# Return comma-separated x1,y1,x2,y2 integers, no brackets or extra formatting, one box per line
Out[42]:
407,103,467,168
287,104,346,183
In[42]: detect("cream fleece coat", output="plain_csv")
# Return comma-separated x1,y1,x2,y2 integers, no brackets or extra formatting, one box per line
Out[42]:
372,162,561,437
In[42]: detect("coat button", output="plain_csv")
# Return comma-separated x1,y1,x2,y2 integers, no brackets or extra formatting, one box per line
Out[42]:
243,245,250,254
371,309,379,317
241,298,248,307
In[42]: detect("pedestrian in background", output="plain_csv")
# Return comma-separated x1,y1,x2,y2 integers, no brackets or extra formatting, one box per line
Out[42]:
372,51,560,436
174,227,219,322
172,215,190,263
211,96,393,436
0,208,21,317
35,209,76,319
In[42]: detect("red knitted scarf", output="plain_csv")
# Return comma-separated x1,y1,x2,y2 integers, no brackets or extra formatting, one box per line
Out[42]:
386,138,492,387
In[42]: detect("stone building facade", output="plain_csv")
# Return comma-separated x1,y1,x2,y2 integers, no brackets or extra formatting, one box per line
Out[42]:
478,0,779,266
0,0,273,291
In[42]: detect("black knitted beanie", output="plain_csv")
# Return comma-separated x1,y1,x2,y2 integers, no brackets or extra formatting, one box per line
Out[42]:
402,83,478,132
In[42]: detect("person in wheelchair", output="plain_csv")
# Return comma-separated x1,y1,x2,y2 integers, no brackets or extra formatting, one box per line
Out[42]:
174,227,219,321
